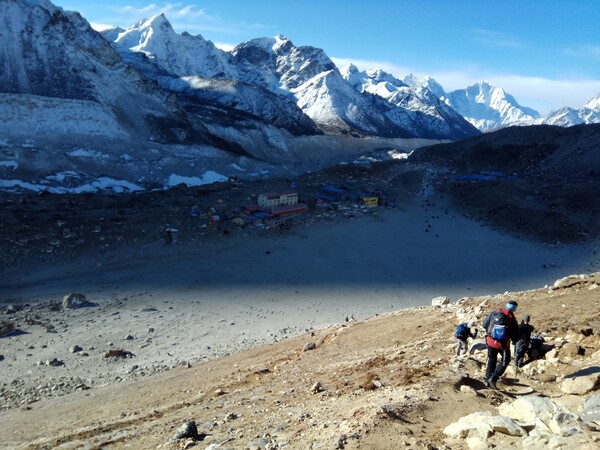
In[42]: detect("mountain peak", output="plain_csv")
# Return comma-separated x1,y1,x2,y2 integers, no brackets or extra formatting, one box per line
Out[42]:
585,93,600,110
141,13,172,30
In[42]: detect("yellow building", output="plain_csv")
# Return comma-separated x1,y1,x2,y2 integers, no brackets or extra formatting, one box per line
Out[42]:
360,196,379,207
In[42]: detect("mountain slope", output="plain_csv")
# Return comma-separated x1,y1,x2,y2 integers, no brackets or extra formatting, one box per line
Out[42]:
108,18,476,140
442,81,541,132
342,65,479,139
544,93,600,126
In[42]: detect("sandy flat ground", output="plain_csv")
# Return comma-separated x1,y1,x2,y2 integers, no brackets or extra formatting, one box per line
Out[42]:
1,198,599,411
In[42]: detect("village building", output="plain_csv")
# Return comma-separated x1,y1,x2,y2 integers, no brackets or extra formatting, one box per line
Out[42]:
270,203,308,218
317,185,350,202
257,191,299,208
358,194,379,207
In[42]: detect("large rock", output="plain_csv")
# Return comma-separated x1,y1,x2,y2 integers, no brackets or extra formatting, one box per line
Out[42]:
443,411,493,439
582,393,600,425
553,274,589,288
498,396,564,426
561,370,600,395
0,321,15,336
431,296,450,307
487,415,527,437
62,293,87,308
559,343,585,358
548,411,584,436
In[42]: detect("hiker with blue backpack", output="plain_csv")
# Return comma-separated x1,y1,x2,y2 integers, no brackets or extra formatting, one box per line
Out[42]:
454,320,478,356
482,300,520,390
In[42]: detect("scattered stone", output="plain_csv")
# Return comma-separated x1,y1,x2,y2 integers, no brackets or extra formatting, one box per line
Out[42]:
4,304,21,314
62,293,87,309
172,420,200,440
124,334,134,340
311,381,322,393
214,388,225,396
580,327,594,337
46,358,63,367
303,342,317,351
431,296,450,307
70,345,83,353
0,321,16,336
460,385,477,395
104,349,135,359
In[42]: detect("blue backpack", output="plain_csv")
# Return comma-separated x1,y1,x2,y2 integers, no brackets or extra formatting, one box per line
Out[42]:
487,310,510,342
454,323,469,340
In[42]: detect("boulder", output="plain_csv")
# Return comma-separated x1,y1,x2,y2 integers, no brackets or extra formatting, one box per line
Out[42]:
553,274,589,288
488,415,527,437
432,296,450,307
559,343,585,358
0,321,15,337
172,420,199,440
443,411,493,439
548,411,584,436
62,293,87,308
498,396,564,426
561,370,600,395
581,392,600,425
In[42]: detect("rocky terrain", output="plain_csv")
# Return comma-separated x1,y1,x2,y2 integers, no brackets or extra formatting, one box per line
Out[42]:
2,123,600,449
1,272,599,449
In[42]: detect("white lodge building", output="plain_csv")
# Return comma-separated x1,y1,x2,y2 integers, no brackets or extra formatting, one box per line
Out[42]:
257,191,299,208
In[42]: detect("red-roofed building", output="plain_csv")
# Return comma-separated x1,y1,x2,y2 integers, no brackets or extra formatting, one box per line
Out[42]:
270,203,308,217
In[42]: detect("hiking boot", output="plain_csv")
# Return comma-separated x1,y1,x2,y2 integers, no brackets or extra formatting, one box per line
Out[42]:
484,378,491,388
488,378,498,390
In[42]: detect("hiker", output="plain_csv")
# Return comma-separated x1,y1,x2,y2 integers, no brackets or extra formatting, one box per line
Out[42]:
482,300,520,389
514,314,535,368
454,320,478,356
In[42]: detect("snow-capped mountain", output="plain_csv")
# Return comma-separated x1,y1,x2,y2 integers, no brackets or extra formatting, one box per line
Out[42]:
107,16,477,140
441,81,542,132
544,93,600,126
112,14,235,80
342,65,479,139
0,0,213,145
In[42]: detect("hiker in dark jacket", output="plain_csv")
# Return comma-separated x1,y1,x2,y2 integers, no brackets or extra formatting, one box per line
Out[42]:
455,320,478,356
481,300,520,390
514,314,534,368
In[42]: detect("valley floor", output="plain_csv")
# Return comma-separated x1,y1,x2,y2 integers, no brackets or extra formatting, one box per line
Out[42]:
1,162,600,449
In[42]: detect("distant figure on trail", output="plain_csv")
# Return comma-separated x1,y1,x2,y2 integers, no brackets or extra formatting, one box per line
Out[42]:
482,300,520,390
454,320,478,356
514,314,535,369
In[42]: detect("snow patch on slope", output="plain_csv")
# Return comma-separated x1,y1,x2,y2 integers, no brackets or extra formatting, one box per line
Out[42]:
166,171,228,187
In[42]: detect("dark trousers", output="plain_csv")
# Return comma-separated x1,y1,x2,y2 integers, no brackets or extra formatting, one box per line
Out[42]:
514,339,530,368
485,345,511,381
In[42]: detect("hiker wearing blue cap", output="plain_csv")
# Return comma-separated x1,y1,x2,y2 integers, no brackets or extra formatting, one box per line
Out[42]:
481,300,520,390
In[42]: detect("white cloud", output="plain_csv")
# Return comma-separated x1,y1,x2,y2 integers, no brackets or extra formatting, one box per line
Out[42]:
564,45,600,61
89,22,115,32
104,2,266,37
213,41,235,52
470,28,525,49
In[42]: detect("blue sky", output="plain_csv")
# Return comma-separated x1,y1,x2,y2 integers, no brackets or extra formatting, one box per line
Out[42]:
56,0,600,115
